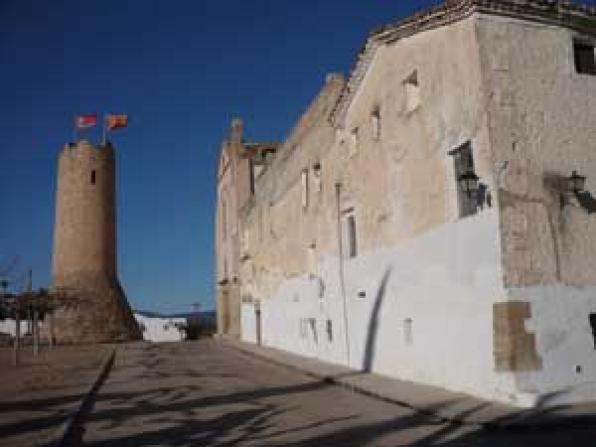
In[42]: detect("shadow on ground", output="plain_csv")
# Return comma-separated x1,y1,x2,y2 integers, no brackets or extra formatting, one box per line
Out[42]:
57,342,596,447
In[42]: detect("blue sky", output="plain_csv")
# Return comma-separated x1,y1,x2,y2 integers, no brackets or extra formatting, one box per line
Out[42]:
1,0,593,313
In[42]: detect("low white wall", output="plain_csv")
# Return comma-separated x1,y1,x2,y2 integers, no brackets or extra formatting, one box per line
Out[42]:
0,319,28,337
134,314,186,343
257,210,523,405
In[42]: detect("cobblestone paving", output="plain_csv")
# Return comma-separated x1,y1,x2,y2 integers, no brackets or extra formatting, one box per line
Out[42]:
0,344,110,446
80,340,596,446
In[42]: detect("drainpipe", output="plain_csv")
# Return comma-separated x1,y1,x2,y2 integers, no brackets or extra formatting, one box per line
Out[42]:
335,181,351,367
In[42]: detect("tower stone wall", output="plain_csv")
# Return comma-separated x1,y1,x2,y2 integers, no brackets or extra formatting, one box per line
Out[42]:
50,140,141,344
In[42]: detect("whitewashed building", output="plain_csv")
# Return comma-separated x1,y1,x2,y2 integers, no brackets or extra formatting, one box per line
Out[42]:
134,312,186,343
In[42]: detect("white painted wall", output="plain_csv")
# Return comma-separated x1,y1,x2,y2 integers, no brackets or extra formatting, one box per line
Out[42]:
134,314,186,343
241,302,258,344
508,286,596,406
0,319,28,337
249,210,527,405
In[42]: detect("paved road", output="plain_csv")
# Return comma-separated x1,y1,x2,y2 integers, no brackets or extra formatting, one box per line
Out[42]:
80,341,594,446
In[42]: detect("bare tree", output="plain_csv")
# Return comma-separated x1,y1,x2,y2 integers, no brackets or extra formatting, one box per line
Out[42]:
0,255,23,293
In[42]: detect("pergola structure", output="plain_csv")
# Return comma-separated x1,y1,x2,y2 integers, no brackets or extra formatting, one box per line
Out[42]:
0,288,93,365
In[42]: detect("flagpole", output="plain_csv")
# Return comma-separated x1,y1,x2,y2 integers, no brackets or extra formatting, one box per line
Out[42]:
72,116,77,143
101,113,107,147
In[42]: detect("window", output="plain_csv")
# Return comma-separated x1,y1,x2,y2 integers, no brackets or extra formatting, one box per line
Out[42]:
309,318,318,344
326,319,333,343
299,319,307,339
301,169,309,209
349,127,359,156
404,70,421,112
347,214,358,258
450,141,478,218
589,313,596,349
574,39,596,75
90,170,96,185
313,162,322,193
404,318,413,346
371,108,381,141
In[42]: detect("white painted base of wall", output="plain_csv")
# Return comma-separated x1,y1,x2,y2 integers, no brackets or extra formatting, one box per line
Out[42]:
508,285,596,407
242,208,596,407
241,302,258,344
245,210,522,405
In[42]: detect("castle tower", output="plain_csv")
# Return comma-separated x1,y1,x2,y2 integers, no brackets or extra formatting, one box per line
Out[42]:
50,140,141,343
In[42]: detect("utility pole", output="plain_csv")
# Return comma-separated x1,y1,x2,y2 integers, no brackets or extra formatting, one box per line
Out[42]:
27,270,40,358
335,182,351,367
192,302,201,314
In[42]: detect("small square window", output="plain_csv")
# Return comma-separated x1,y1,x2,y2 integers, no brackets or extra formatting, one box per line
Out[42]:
313,162,322,193
349,127,359,156
574,40,596,75
450,141,478,218
404,70,421,112
371,108,381,141
589,313,596,349
347,214,357,258
301,169,309,209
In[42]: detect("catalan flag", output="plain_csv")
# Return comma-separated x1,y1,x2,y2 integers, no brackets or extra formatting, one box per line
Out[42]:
106,114,128,131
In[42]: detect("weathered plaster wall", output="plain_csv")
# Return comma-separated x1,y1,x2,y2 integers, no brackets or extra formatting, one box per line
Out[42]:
476,14,596,288
215,120,250,338
337,17,494,248
476,14,596,405
240,75,345,303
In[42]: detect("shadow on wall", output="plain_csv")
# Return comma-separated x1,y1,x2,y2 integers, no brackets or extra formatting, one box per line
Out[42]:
362,266,393,373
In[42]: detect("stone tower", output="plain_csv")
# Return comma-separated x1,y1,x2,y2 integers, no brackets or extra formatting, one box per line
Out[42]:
51,139,141,344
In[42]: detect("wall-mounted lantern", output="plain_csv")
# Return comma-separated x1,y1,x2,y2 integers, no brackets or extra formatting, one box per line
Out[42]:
567,170,586,193
557,170,596,213
458,171,480,197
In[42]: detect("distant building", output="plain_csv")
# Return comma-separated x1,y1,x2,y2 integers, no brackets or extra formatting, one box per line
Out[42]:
215,0,596,408
134,312,186,342
215,119,279,339
0,318,27,338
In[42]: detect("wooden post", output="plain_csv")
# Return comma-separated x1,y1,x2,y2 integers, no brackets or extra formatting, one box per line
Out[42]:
13,303,20,366
48,310,55,348
33,302,39,357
